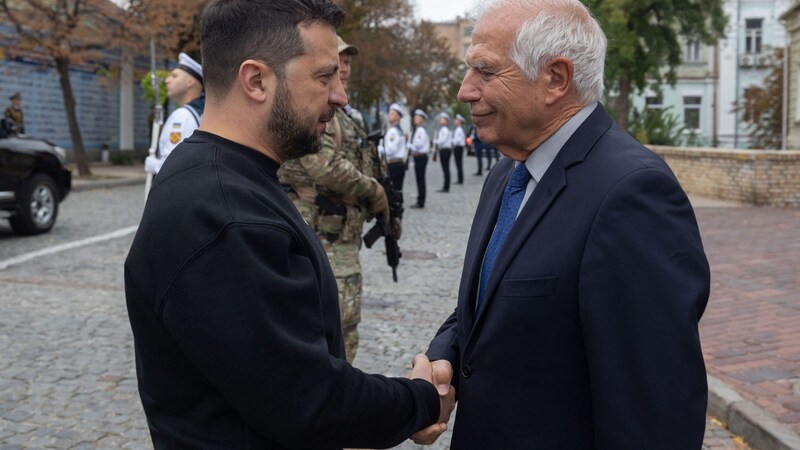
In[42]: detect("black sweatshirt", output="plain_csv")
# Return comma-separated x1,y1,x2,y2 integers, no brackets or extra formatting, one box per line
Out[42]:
125,131,439,449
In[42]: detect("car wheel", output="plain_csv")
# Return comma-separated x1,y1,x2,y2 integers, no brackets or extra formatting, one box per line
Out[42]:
9,173,59,235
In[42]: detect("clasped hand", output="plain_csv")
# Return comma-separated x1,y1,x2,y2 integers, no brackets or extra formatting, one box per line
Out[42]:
407,354,455,445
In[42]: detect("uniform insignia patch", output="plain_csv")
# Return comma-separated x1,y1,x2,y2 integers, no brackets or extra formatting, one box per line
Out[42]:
389,135,396,142
169,132,182,144
172,123,182,129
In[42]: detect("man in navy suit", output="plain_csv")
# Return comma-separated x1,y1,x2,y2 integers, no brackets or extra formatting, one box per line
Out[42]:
424,0,711,448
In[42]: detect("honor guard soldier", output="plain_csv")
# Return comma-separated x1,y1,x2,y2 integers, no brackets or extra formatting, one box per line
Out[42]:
379,103,408,192
4,92,25,134
144,53,205,176
278,36,390,363
408,109,430,209
452,114,467,185
434,112,453,192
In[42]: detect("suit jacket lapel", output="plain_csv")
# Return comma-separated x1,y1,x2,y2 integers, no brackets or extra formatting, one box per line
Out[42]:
458,161,509,332
468,104,614,333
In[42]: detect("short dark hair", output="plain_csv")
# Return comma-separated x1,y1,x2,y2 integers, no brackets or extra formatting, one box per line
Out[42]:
200,0,345,95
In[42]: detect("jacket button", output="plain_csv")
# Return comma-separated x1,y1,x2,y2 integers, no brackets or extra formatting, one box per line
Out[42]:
461,364,472,378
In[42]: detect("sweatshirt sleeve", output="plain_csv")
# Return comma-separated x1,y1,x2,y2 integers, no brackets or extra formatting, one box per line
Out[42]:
160,222,439,448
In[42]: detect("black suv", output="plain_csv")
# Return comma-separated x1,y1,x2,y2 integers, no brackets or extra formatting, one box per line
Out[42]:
0,118,71,235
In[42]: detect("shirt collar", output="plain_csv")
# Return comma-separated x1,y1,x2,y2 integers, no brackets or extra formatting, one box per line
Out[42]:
523,102,598,183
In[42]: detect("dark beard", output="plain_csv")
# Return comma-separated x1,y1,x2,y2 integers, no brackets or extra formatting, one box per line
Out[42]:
268,79,326,160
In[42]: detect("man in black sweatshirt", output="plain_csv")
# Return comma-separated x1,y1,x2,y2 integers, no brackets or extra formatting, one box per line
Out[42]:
124,1,453,448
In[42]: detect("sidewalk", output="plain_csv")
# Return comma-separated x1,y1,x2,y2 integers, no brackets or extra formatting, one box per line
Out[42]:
71,161,800,449
69,162,146,192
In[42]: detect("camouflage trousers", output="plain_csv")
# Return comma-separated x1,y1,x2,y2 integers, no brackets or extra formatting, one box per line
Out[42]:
320,239,362,364
290,195,364,363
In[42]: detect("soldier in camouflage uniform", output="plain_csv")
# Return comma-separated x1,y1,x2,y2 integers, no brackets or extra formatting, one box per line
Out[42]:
4,92,25,134
278,36,388,363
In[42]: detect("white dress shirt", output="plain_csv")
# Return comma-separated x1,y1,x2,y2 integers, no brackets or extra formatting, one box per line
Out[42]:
409,127,430,155
435,126,452,149
451,126,466,148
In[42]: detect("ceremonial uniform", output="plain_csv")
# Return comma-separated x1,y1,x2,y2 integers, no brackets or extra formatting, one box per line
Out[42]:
451,114,466,184
434,114,453,192
148,100,203,174
145,53,205,176
409,109,430,208
278,107,380,362
379,108,407,193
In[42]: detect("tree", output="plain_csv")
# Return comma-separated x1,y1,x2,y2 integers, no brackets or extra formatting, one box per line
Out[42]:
628,105,685,146
738,48,784,149
125,0,206,61
401,21,463,114
0,0,128,176
335,0,463,130
583,0,726,130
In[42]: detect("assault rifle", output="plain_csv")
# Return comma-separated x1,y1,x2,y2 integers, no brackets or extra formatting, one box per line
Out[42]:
363,130,403,282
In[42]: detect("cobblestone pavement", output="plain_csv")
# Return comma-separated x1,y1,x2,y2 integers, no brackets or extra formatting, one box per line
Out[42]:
694,205,800,437
353,161,753,449
0,162,752,448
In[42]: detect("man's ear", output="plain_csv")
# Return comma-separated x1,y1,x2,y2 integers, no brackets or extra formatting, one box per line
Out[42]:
238,59,277,103
544,57,574,105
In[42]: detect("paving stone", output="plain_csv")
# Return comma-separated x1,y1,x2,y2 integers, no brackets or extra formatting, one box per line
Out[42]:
731,368,797,384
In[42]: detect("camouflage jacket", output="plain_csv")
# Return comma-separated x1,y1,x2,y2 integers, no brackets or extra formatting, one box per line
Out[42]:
4,107,24,134
278,108,380,238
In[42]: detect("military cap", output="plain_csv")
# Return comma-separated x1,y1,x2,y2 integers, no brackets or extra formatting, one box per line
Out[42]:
177,52,203,84
439,112,451,121
389,103,404,118
455,114,466,122
414,109,428,119
9,92,21,101
337,35,359,56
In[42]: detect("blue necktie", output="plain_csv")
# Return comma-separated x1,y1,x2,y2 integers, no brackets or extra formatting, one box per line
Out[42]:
477,163,531,310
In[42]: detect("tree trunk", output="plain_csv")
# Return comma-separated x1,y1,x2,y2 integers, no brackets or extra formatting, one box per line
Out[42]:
373,98,382,132
616,72,631,132
55,56,92,176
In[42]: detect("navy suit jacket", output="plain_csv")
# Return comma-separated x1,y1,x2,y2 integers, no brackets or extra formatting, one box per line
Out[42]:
427,105,710,449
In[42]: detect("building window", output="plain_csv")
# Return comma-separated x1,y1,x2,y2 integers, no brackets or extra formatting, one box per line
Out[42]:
463,27,473,37
745,18,763,54
683,96,701,130
645,95,664,110
684,39,701,63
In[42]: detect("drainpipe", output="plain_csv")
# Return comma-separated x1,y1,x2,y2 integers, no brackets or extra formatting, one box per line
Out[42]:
734,0,741,148
782,17,789,150
713,43,719,146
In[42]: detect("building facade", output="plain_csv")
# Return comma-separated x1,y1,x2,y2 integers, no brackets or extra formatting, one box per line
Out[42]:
630,0,789,149
432,16,473,60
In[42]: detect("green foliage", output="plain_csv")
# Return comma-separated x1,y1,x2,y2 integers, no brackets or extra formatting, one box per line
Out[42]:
582,0,727,128
449,102,471,126
139,70,170,104
336,0,462,119
628,106,685,146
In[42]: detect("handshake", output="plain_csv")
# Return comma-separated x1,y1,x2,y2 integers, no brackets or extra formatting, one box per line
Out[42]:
407,354,456,445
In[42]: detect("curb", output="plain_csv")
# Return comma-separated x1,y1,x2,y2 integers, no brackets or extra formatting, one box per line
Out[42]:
71,177,145,192
708,375,800,450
